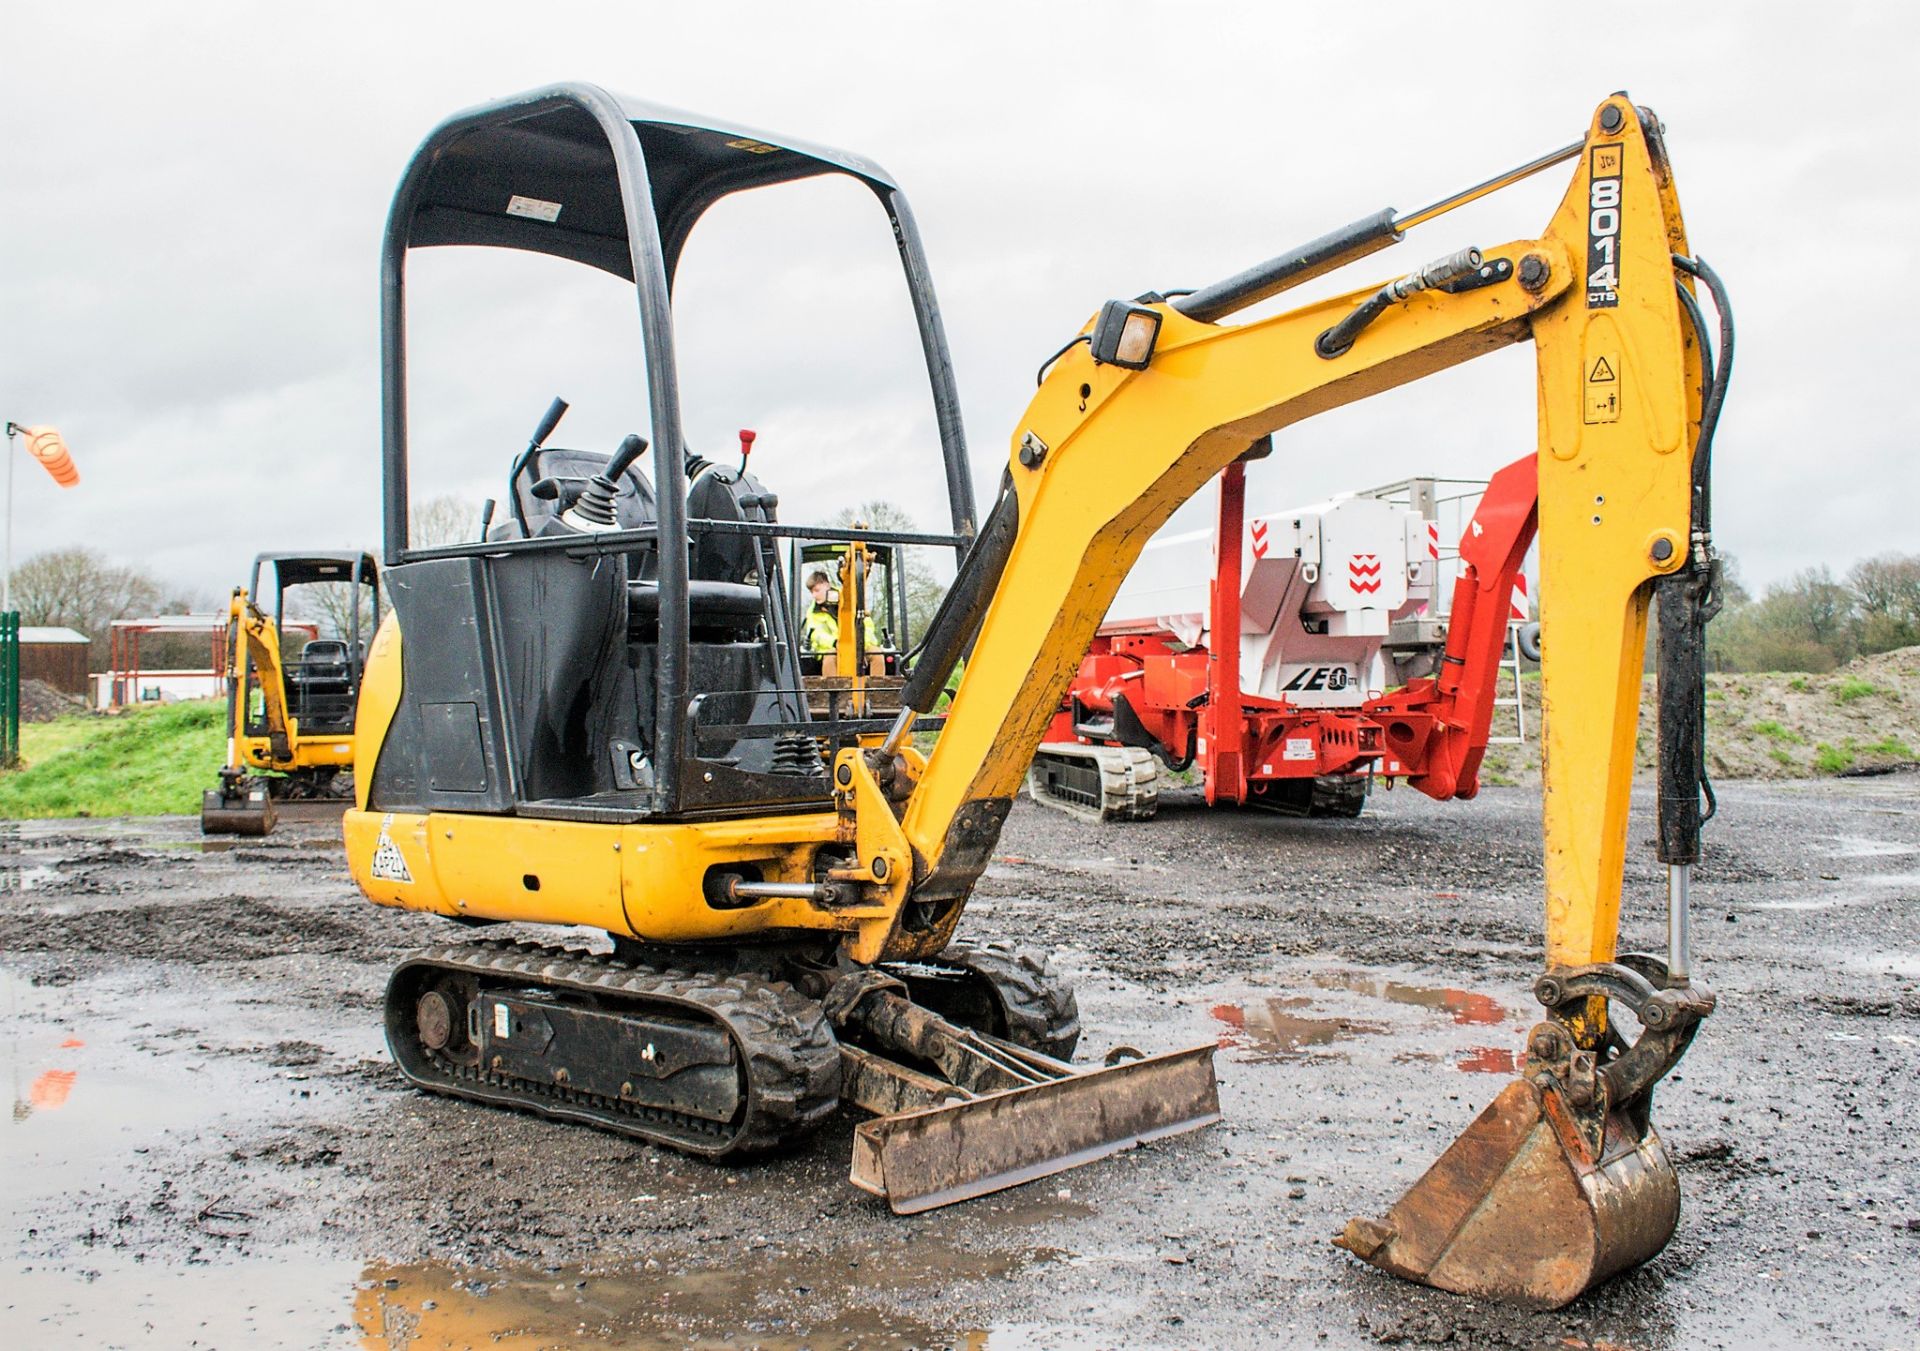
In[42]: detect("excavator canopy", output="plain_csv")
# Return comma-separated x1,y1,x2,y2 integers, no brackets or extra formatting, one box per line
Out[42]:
393,86,897,284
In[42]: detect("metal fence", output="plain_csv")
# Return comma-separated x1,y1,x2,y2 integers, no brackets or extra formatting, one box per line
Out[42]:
1,612,19,767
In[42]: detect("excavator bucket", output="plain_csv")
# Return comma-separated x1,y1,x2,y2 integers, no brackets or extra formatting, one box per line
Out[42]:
1335,1076,1680,1310
850,1043,1220,1213
201,778,276,836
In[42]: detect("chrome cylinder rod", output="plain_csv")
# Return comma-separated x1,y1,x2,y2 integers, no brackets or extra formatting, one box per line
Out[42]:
1666,863,1692,986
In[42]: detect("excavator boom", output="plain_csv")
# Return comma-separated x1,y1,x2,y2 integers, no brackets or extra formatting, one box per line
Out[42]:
836,95,1722,1305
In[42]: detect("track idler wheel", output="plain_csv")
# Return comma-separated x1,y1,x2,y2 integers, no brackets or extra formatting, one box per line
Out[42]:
1335,957,1714,1308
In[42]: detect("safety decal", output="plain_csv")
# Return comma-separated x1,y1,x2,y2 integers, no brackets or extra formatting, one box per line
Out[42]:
369,813,414,885
505,194,562,223
1586,144,1624,308
1425,521,1440,561
1510,574,1532,623
1251,519,1270,559
1349,554,1383,594
1583,352,1621,425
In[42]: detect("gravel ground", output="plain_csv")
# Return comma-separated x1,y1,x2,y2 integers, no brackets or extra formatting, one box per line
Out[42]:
1,774,1916,1349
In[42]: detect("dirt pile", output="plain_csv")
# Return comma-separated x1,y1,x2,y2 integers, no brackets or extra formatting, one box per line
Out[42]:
19,678,87,723
1478,645,1920,786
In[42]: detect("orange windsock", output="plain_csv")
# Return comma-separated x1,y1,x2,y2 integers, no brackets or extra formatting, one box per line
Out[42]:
19,425,79,487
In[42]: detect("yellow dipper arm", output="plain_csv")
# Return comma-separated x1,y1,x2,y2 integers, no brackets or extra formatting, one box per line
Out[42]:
223,587,300,765
849,97,1702,966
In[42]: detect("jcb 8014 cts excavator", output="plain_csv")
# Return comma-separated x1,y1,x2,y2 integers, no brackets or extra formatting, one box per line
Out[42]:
346,86,1730,1309
202,552,380,834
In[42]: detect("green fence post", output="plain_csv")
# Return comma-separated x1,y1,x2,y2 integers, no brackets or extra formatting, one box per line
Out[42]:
1,612,18,768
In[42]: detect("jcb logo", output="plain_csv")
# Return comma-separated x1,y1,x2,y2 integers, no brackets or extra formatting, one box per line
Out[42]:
1282,666,1350,693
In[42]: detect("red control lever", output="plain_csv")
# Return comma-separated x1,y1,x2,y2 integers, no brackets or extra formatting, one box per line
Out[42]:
738,428,757,474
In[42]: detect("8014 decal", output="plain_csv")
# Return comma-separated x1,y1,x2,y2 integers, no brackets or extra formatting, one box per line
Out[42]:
1586,143,1624,308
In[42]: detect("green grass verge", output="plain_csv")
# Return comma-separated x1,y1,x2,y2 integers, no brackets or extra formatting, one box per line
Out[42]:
0,701,225,818
1750,719,1805,744
1813,742,1854,775
1834,676,1881,704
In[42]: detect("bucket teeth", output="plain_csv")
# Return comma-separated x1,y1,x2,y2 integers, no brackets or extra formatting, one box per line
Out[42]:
1335,1078,1680,1310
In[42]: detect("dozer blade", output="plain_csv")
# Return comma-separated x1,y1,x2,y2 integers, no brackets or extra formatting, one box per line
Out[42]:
850,1043,1219,1214
201,784,276,836
1334,1077,1679,1310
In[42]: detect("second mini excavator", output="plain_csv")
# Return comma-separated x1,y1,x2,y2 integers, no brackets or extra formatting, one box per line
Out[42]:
202,552,380,835
345,86,1731,1308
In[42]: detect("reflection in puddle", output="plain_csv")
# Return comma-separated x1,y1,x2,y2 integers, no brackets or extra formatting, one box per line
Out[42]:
0,864,63,891
22,1067,79,1116
353,1252,1054,1351
1454,1046,1520,1074
1393,1047,1525,1075
1211,1001,1386,1061
1312,970,1508,1025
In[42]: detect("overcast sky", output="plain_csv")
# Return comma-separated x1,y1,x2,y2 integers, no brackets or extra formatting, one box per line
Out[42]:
2,2,1911,608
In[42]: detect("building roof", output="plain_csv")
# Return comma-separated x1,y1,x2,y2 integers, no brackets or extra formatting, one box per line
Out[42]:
19,626,89,645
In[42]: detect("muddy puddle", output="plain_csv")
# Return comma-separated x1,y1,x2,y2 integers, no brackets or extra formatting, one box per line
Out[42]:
2,964,381,1205
352,1246,1075,1351
1208,967,1523,1072
6,1245,1086,1350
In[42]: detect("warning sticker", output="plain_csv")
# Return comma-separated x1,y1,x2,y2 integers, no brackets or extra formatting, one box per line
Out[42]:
505,194,562,223
1283,737,1316,762
1584,351,1622,424
369,813,414,884
1586,144,1624,308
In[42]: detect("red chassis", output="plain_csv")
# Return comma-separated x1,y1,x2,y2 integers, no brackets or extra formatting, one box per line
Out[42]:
1043,453,1538,810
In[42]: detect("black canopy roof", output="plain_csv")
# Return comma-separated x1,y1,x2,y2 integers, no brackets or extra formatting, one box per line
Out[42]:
252,552,380,591
395,85,897,282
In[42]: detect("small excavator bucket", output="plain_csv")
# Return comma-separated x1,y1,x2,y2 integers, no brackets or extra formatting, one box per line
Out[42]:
201,778,276,836
850,1043,1220,1213
1335,1076,1680,1310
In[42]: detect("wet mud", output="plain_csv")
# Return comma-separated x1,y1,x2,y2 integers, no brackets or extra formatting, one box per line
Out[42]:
2,775,1917,1348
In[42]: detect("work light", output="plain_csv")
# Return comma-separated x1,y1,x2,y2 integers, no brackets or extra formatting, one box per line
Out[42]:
1089,300,1161,370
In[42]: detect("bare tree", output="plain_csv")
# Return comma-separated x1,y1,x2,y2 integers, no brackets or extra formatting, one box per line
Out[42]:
412,494,480,548
827,500,949,642
291,582,379,646
1849,552,1920,655
11,547,167,650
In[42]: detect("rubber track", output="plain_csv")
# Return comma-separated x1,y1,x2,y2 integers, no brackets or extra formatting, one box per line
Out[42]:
389,939,841,1159
1309,774,1370,819
1027,744,1159,822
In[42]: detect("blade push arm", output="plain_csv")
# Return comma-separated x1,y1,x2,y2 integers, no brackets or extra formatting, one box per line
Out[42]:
840,97,1703,966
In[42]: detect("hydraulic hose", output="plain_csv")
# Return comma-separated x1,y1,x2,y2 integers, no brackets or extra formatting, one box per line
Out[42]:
1654,255,1735,983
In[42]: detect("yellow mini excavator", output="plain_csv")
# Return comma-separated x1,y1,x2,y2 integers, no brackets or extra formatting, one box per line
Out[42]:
346,86,1731,1308
202,552,380,834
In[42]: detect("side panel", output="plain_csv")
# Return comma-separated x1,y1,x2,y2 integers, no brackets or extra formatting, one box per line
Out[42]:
367,558,516,814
